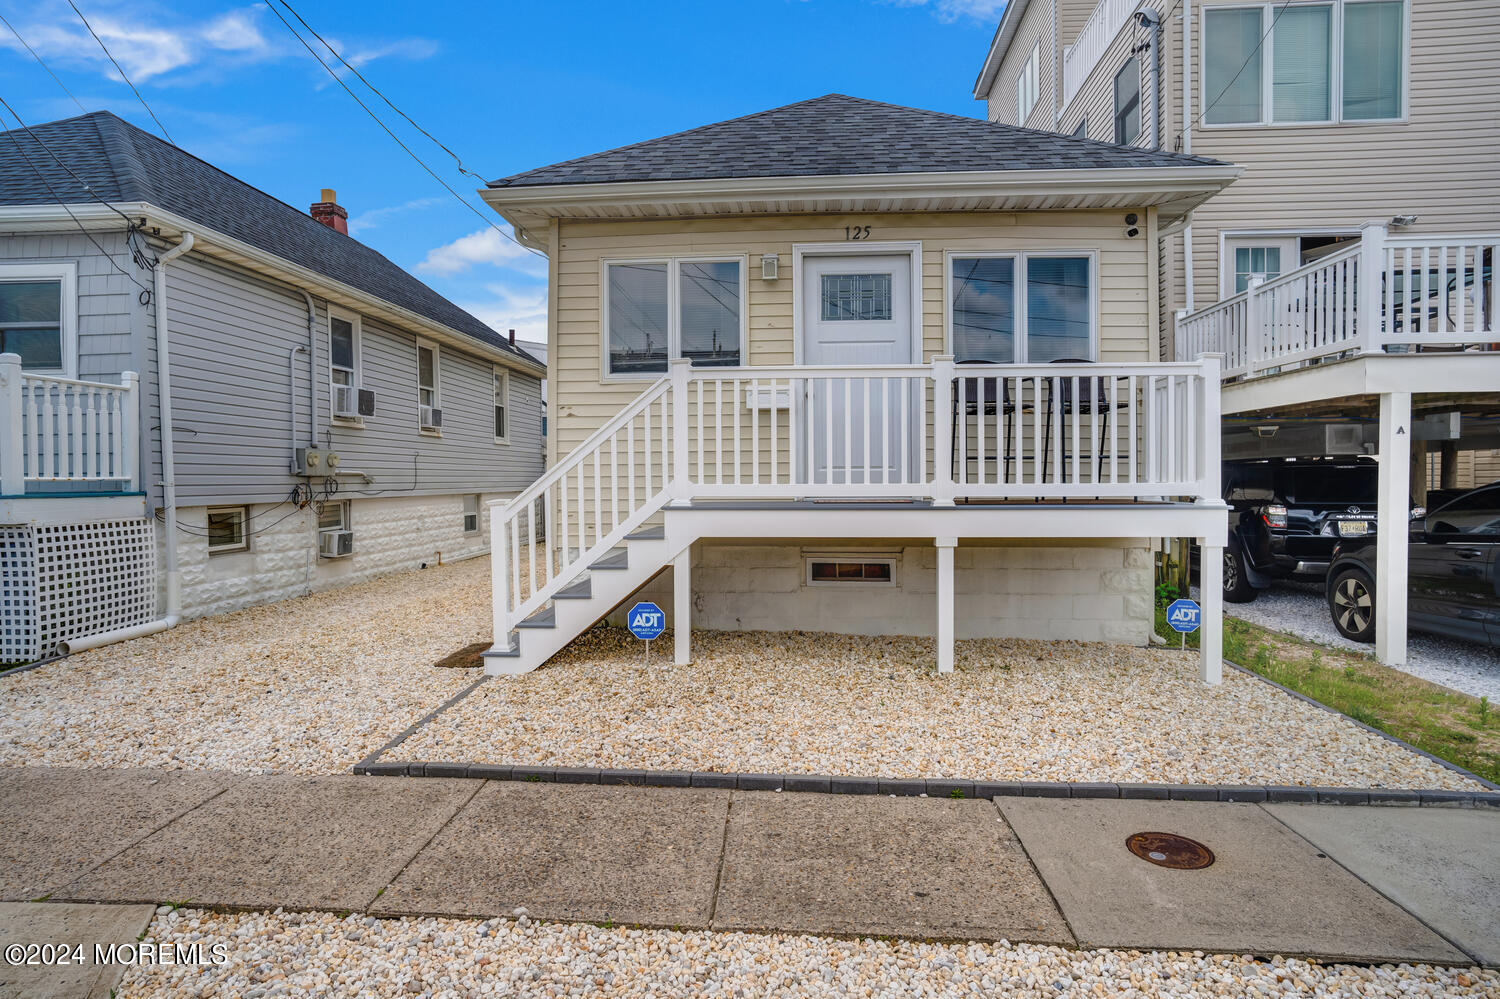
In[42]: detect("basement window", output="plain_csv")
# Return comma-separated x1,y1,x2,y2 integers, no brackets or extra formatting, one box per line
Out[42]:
206,506,249,554
463,494,480,534
804,555,897,587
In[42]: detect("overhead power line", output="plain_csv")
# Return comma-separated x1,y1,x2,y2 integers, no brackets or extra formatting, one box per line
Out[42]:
263,1,542,260
0,11,86,113
65,0,174,145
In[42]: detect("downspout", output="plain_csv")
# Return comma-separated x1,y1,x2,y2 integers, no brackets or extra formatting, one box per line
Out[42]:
1136,8,1163,150
288,344,307,469
298,290,317,446
59,231,195,655
1182,1,1195,312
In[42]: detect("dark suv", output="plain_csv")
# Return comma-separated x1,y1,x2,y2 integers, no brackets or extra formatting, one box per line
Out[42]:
1326,483,1500,647
1220,458,1381,603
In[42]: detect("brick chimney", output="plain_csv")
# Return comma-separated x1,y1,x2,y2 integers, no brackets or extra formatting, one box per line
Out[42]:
310,188,348,235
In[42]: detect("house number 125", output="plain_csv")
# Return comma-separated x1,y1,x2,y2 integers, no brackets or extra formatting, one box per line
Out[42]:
844,225,872,240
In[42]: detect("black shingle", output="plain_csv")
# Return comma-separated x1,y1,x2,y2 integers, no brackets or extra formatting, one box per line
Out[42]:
0,112,536,364
491,94,1226,188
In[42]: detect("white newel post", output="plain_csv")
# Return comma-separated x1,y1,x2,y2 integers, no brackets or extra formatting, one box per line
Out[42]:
491,502,509,643
1357,222,1388,354
1195,354,1223,503
673,547,691,666
1375,391,1411,666
120,370,139,492
1173,309,1190,362
931,355,956,506
669,358,692,506
1244,277,1266,378
935,536,956,674
0,353,21,495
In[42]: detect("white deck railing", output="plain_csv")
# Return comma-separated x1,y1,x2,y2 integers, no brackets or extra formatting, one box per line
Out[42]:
1063,0,1140,109
0,354,139,495
491,355,1221,637
1176,226,1499,380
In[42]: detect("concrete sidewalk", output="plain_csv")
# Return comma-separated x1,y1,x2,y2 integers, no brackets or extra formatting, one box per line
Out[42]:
0,767,1494,971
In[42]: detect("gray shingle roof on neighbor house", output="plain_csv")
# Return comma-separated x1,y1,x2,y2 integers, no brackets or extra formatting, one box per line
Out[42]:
490,94,1227,188
0,111,536,364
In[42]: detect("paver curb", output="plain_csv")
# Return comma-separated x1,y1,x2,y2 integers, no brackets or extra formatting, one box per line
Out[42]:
350,760,1500,808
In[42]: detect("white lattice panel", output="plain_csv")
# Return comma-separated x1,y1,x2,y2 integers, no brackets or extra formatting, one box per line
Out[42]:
28,519,157,659
0,527,39,663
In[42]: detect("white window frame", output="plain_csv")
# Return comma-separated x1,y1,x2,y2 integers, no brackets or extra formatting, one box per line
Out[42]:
318,498,350,533
599,254,749,382
463,493,481,534
492,365,510,444
1017,41,1041,124
206,505,250,554
943,249,1100,363
1217,227,1361,298
0,261,77,377
328,307,363,424
1200,0,1409,130
416,338,441,434
803,553,899,588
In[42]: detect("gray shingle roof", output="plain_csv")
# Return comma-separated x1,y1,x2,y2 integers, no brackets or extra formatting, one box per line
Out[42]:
0,112,536,364
490,94,1226,188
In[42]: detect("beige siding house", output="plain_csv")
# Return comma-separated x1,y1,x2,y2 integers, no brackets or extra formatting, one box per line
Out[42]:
478,95,1239,680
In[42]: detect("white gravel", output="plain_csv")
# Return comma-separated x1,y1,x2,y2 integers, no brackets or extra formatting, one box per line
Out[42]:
394,628,1480,790
119,907,1497,998
1199,580,1500,701
0,559,493,774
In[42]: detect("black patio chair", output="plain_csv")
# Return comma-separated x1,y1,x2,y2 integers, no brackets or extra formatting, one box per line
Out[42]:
950,359,1028,486
1041,358,1129,484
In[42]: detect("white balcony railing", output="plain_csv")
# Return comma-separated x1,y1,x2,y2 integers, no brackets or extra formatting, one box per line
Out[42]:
1176,226,1499,380
1063,0,1141,108
490,355,1222,636
0,354,140,495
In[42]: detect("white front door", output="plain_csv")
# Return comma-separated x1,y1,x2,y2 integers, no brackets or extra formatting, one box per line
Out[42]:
800,253,915,485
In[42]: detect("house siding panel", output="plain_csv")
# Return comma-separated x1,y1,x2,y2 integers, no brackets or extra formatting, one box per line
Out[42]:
987,0,1059,127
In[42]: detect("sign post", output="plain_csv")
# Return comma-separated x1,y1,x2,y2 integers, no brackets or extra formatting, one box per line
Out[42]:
1165,598,1202,649
626,601,667,667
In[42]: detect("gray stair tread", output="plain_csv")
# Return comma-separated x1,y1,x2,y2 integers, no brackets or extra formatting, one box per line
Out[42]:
625,525,665,541
555,578,592,599
591,549,629,570
516,606,555,629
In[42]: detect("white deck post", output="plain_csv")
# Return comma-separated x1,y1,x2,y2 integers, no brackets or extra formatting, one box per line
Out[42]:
669,358,692,506
673,546,691,665
120,370,139,492
491,500,509,644
1194,354,1223,502
1199,541,1223,684
931,355,956,506
1357,222,1388,354
0,353,21,496
1244,276,1266,377
936,536,957,673
1375,391,1411,666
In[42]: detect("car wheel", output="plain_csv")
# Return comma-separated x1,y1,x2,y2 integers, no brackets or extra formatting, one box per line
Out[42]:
1328,567,1376,643
1223,547,1257,603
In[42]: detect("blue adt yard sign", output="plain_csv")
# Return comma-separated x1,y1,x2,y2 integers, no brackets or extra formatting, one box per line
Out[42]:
1166,599,1202,634
627,602,666,641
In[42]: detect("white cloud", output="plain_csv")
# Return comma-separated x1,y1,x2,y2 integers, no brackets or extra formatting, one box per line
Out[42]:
459,283,549,344
416,228,534,275
888,0,1007,24
201,8,269,54
347,196,446,235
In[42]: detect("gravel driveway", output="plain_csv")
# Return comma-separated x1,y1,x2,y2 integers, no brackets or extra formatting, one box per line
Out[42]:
1197,580,1500,701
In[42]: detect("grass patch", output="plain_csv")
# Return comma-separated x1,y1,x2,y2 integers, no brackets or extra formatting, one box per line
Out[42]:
1155,602,1500,784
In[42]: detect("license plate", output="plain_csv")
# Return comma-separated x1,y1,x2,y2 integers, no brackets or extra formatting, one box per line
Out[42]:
1338,520,1369,537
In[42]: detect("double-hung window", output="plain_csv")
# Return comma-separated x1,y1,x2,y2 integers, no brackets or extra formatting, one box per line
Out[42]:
206,506,249,554
948,253,1096,363
416,341,440,430
0,262,75,375
604,257,744,377
329,310,361,420
1017,42,1041,124
492,366,509,443
1203,1,1405,126
1113,58,1141,144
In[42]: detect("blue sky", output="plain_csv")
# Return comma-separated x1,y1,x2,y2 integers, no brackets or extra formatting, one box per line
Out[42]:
0,0,1005,343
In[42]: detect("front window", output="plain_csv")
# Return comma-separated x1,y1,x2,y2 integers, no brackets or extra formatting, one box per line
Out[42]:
206,506,249,554
1204,1,1404,126
1017,42,1040,124
0,264,73,373
605,258,743,376
1113,58,1141,144
493,367,509,442
950,254,1094,363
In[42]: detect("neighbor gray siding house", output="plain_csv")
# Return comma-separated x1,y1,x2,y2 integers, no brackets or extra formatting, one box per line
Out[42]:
0,112,545,660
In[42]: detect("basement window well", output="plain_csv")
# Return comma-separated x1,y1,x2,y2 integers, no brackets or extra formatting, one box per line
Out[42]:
804,555,897,586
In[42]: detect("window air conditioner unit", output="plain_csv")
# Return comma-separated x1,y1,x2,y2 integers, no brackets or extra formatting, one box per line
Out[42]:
420,405,443,430
318,529,354,558
333,384,357,419
358,388,376,417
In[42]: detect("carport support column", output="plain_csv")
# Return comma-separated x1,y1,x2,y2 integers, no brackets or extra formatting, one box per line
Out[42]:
1376,391,1411,666
936,537,957,674
1199,541,1223,685
673,546,691,666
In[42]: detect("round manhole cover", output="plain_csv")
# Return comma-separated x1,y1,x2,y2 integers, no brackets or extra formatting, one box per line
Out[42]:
1126,831,1215,870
